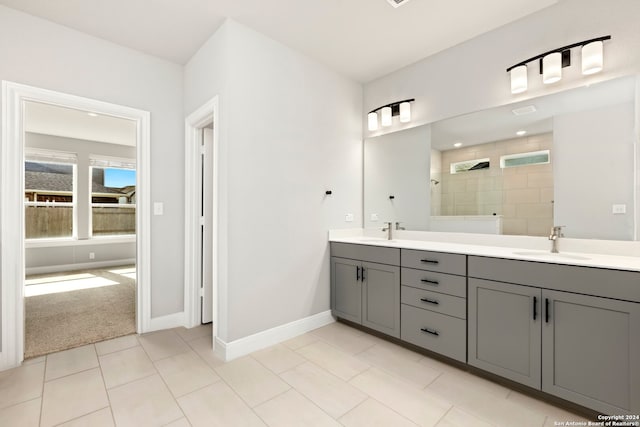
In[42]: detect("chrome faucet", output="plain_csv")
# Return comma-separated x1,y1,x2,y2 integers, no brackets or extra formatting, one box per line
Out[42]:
549,226,565,253
382,222,393,240
395,222,405,231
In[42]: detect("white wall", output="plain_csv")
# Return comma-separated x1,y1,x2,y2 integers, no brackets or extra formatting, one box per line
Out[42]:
364,0,640,136
0,6,185,323
184,20,362,342
364,125,431,230
554,103,635,240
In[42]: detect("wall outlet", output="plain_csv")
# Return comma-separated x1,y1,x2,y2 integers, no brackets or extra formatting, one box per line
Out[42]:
345,213,354,222
154,202,164,216
89,252,95,260
370,213,379,221
612,204,626,214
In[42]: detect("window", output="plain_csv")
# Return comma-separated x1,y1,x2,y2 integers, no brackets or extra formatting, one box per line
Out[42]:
24,150,77,239
90,157,136,237
500,150,550,168
450,158,490,174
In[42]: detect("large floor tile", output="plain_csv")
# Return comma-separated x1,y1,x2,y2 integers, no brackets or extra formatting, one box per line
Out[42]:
40,367,109,427
164,417,192,427
45,345,98,381
283,332,320,350
58,407,115,427
154,350,220,398
427,373,545,427
356,343,441,388
296,340,369,381
350,368,452,427
138,330,191,361
177,381,266,427
108,374,183,427
0,362,45,409
310,323,376,355
252,344,306,374
0,398,41,427
95,334,139,356
339,398,419,427
215,356,290,407
280,361,367,418
186,335,226,369
435,407,495,427
174,324,212,342
254,389,341,427
99,346,156,389
507,391,590,425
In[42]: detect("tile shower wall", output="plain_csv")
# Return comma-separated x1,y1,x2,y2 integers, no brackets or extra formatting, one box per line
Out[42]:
438,133,553,236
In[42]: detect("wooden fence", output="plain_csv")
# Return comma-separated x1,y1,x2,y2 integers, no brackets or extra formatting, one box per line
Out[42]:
25,205,135,238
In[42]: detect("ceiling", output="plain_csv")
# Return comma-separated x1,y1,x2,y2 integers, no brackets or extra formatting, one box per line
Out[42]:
25,101,137,146
430,75,636,151
0,0,557,82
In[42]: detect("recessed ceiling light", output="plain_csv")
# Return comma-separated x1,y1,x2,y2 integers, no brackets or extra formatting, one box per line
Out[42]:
87,112,98,117
516,130,527,136
453,142,463,148
512,105,537,116
386,0,413,8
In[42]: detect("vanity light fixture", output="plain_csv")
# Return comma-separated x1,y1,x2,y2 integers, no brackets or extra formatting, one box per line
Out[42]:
87,112,98,117
367,99,415,131
516,130,527,136
507,35,611,94
453,142,463,148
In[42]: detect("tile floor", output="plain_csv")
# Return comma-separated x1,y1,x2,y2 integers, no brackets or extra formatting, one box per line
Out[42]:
0,321,592,427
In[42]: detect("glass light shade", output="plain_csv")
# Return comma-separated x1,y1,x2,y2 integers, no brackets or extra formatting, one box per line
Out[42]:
381,106,392,127
510,65,528,94
399,102,411,123
582,41,603,75
367,112,378,131
543,52,562,84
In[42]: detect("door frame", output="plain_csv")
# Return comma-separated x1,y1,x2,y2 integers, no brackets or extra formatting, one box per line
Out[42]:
184,96,221,337
0,81,151,370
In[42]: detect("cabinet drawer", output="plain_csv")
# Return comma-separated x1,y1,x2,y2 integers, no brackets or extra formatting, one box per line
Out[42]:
331,242,400,266
401,267,466,298
401,304,466,362
401,286,466,319
402,249,466,275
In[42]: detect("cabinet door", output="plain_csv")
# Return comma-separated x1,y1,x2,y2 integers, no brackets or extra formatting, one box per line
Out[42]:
542,290,640,414
362,261,400,338
468,278,542,388
331,257,362,324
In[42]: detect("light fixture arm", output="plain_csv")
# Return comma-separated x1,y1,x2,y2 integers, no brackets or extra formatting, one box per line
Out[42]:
506,35,611,72
368,98,415,115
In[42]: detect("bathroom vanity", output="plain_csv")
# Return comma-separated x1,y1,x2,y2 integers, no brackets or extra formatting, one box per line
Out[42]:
330,236,640,416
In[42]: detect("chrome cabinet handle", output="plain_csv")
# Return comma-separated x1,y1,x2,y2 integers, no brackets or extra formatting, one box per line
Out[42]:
420,279,439,285
420,327,439,336
420,298,439,305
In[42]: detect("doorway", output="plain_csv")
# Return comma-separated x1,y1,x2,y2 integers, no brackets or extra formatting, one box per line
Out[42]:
0,81,151,369
184,97,219,339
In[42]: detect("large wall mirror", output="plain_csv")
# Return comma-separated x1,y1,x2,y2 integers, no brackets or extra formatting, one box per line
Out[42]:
364,75,638,240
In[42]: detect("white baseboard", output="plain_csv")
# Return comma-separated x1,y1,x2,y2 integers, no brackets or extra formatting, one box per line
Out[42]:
25,258,136,276
147,311,185,333
215,310,335,361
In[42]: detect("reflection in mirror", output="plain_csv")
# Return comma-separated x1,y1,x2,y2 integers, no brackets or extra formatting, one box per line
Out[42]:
365,75,638,240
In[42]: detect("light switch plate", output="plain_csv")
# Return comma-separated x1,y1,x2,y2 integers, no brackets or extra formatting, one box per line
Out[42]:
345,213,354,222
370,213,379,221
154,202,164,216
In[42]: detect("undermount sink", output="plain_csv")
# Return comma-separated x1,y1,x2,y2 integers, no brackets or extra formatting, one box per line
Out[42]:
512,250,591,261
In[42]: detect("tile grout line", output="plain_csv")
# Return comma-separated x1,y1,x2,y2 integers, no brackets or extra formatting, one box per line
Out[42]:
94,343,118,427
38,355,47,426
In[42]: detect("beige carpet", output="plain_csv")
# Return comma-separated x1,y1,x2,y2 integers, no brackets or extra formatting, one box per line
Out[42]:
25,266,136,359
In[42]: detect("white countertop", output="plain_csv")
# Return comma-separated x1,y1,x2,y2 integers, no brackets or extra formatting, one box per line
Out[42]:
329,234,640,272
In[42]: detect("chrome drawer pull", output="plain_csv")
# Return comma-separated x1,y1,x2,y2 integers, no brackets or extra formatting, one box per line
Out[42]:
420,298,439,305
420,259,439,264
420,279,439,285
420,327,439,336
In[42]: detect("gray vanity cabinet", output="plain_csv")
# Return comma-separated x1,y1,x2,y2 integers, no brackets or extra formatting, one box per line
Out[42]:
330,243,401,338
468,278,541,389
468,255,640,415
541,290,640,415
